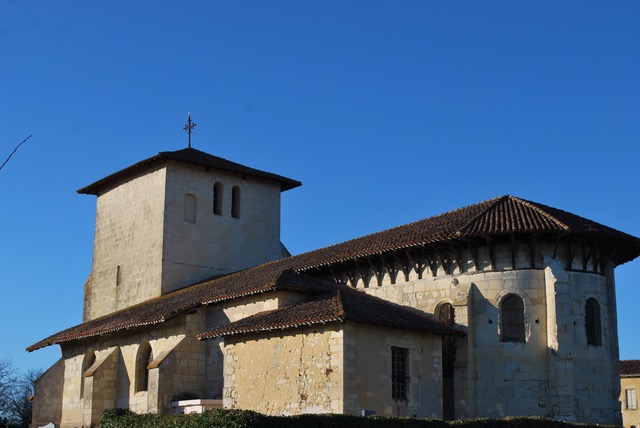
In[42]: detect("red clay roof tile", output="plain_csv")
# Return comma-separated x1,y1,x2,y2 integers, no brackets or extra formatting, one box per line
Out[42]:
621,360,640,376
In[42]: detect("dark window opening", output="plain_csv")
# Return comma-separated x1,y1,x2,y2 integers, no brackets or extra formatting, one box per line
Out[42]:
391,346,408,400
231,186,241,218
213,182,223,215
501,294,525,342
585,297,602,346
439,303,456,420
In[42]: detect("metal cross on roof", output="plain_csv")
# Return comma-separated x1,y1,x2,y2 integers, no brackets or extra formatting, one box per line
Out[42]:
183,113,197,148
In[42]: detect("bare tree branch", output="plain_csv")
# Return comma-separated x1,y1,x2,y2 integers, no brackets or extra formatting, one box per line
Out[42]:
0,134,33,173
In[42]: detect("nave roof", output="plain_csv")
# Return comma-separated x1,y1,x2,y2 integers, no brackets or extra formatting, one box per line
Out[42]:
28,195,639,351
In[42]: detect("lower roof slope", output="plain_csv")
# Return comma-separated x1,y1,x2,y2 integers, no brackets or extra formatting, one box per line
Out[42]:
199,283,464,340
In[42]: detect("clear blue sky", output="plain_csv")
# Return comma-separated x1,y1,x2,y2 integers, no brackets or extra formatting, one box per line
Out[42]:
1,1,638,373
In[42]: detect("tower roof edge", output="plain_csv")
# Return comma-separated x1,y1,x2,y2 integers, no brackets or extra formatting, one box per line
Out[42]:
77,147,302,195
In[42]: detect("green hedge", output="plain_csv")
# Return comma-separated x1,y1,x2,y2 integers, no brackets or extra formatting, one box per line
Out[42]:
100,409,615,428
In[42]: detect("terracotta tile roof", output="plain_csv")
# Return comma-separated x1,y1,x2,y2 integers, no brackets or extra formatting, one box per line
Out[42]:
27,269,318,351
27,195,640,352
281,195,640,270
77,147,301,195
621,360,640,376
198,286,464,340
28,267,460,351
198,292,345,339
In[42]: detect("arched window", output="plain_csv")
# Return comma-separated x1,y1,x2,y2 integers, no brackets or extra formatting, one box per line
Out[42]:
500,294,525,342
136,343,153,392
231,186,241,219
213,182,223,215
585,297,602,346
184,194,196,223
438,303,455,327
80,351,96,399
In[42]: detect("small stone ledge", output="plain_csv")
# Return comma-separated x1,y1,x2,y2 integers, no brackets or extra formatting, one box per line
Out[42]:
170,399,223,414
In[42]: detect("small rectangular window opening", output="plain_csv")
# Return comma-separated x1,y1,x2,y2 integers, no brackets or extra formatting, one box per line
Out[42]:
627,389,637,410
391,346,408,401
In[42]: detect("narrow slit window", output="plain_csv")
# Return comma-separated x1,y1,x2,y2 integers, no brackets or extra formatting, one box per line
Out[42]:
231,186,241,219
213,182,223,215
184,194,196,223
391,346,408,400
585,297,602,346
501,294,525,342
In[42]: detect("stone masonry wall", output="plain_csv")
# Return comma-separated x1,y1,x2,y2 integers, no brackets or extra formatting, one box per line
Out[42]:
83,347,119,427
54,311,208,427
223,326,344,415
161,161,284,294
84,160,288,321
46,292,308,427
357,244,619,424
204,291,307,398
343,323,443,418
84,167,167,321
30,358,64,428
621,375,640,428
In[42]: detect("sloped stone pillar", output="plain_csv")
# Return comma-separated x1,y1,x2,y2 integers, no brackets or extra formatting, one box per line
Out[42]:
83,347,119,427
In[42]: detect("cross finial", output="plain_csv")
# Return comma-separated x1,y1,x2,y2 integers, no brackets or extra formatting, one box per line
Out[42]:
183,113,197,148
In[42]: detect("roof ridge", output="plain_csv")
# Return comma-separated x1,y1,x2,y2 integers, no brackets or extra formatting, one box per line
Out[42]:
510,196,571,232
453,195,509,237
280,197,507,269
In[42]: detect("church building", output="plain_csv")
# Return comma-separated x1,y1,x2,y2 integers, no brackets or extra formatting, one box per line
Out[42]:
28,142,640,427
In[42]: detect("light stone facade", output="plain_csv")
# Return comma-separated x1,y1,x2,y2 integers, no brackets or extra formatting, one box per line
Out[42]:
30,148,638,427
322,245,621,422
621,375,640,428
33,291,312,427
84,159,286,321
223,324,443,418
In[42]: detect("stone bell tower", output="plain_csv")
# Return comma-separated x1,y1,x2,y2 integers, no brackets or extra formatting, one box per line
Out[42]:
79,140,300,322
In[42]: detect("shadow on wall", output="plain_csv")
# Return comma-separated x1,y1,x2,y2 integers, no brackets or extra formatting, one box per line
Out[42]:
31,358,65,427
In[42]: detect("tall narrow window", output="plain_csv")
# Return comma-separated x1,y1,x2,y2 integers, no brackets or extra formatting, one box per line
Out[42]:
391,346,408,400
501,294,525,342
585,297,602,346
184,194,196,223
213,182,223,215
439,303,456,420
439,303,456,378
231,186,241,219
627,389,638,410
136,343,153,392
